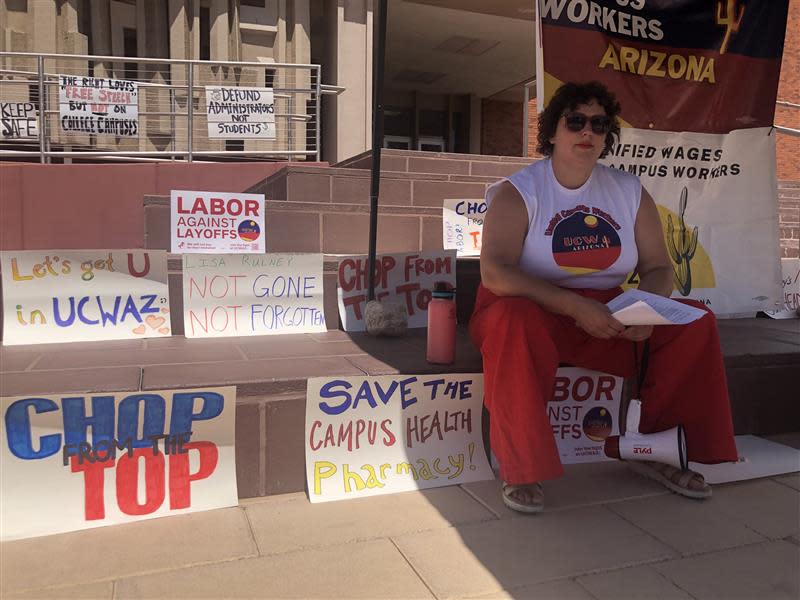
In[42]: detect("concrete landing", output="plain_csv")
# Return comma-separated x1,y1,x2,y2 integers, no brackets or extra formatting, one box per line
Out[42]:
1,435,797,599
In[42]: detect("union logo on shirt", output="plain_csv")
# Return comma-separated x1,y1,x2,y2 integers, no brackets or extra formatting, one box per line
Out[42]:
549,210,621,275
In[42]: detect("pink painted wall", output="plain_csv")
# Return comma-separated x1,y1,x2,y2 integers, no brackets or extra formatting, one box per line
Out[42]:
0,161,321,250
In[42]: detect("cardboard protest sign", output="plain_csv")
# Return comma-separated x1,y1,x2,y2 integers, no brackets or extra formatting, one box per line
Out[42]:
605,128,781,314
0,387,238,541
1,102,39,139
1,250,170,345
58,75,138,136
442,199,486,257
306,374,492,502
337,251,457,331
182,253,326,338
536,0,789,134
763,258,800,319
548,368,622,464
171,190,266,254
205,86,276,139
536,2,787,315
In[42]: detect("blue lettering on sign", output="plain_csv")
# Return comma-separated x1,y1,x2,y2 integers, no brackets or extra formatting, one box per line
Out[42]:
318,380,353,415
455,201,487,216
4,398,61,459
52,294,160,327
3,391,225,460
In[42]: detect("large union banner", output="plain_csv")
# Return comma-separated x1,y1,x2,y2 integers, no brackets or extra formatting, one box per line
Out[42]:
536,0,789,313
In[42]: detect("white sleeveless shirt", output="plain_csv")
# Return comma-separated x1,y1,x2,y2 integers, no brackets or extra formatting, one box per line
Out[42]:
486,159,642,290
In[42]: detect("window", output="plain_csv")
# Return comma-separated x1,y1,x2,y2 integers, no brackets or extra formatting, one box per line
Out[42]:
123,28,137,80
200,6,211,60
225,140,245,151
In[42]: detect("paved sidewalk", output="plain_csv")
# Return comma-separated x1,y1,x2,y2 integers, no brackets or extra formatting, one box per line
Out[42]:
2,435,798,600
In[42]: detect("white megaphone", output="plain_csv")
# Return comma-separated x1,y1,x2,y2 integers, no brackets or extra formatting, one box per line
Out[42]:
603,399,688,470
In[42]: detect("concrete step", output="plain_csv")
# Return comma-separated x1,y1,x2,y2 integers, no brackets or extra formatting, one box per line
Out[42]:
335,148,533,177
1,319,797,499
243,164,498,207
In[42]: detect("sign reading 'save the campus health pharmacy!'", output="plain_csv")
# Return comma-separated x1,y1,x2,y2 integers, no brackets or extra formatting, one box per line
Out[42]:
305,374,493,503
0,387,238,541
0,250,170,345
171,190,266,253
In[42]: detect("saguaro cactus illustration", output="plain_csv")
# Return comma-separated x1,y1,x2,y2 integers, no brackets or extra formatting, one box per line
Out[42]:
666,187,698,296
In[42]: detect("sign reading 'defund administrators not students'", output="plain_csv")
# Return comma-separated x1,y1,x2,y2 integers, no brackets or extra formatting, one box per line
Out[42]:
306,374,493,502
1,250,170,345
171,190,266,253
0,387,238,541
442,199,486,257
205,86,276,139
58,75,138,137
337,251,457,331
182,253,326,338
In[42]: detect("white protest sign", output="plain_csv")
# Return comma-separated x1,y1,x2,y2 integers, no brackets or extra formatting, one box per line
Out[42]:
182,253,326,338
171,190,266,254
548,368,622,464
442,199,485,257
1,102,39,139
337,251,457,331
763,258,799,319
58,75,138,136
1,250,170,345
205,86,276,139
603,127,781,315
306,373,493,502
1,387,238,541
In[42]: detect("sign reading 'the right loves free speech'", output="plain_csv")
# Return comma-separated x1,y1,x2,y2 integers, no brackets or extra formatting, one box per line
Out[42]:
171,190,266,254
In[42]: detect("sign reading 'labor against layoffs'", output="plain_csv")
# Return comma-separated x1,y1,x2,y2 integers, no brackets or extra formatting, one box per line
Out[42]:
0,387,238,541
536,0,789,315
336,250,457,331
1,102,39,139
0,250,170,345
205,86,276,139
547,367,622,464
182,253,327,338
442,199,486,257
58,75,139,137
171,190,266,253
306,374,493,502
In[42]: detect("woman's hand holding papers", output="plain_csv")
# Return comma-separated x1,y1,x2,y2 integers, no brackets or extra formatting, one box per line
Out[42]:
570,295,626,340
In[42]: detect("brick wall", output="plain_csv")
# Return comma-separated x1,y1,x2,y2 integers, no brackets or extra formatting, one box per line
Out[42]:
776,0,799,182
481,99,523,157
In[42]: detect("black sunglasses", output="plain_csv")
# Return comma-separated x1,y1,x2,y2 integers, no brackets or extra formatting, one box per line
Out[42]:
563,112,612,135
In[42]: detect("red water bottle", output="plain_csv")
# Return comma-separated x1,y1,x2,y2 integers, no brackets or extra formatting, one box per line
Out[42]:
427,282,456,364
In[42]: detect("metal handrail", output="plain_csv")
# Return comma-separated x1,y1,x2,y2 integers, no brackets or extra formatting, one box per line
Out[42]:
0,51,331,163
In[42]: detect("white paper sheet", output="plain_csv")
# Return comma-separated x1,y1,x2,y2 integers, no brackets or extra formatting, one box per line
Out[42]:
690,435,800,484
607,289,707,325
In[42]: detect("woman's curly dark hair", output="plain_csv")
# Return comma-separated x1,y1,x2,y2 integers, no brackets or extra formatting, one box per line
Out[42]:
536,81,621,158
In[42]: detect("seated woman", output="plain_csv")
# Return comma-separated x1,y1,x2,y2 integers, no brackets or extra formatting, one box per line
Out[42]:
469,81,738,513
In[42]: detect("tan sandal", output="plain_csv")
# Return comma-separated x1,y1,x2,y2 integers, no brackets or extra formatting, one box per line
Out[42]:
502,482,544,513
627,460,711,499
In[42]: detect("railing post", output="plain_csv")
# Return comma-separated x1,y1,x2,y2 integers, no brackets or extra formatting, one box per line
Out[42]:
187,62,194,163
37,55,46,164
315,65,321,162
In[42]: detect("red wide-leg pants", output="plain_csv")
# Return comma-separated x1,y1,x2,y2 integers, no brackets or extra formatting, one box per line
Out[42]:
468,284,738,485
